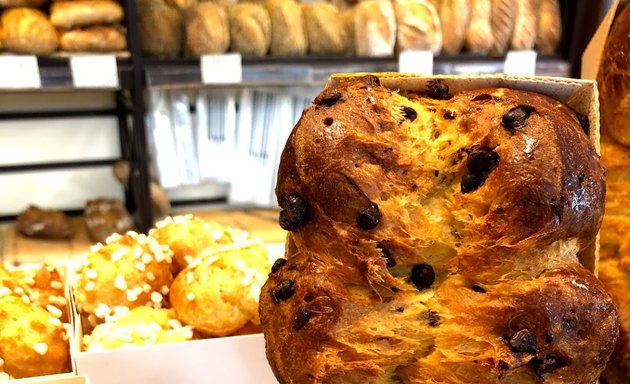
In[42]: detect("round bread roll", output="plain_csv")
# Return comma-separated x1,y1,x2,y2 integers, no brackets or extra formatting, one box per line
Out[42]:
84,198,133,243
60,25,127,52
73,231,174,322
439,0,471,55
353,0,396,57
259,75,617,383
2,9,58,60
228,2,271,57
149,214,249,274
184,2,230,57
266,0,307,56
303,2,347,56
83,306,194,351
171,243,270,336
598,4,630,146
137,0,183,57
393,0,441,54
465,0,492,54
16,205,72,239
0,295,70,379
12,263,68,323
50,0,124,29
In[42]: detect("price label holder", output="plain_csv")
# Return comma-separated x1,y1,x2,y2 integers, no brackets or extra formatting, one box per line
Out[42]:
398,50,434,75
70,55,119,88
503,50,538,76
201,53,243,84
0,55,41,89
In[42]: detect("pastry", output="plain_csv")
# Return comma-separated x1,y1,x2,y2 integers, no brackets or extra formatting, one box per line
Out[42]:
73,231,174,325
82,306,194,351
149,214,248,274
59,25,127,52
0,295,70,379
535,0,561,54
16,205,72,239
84,198,134,244
353,0,396,57
266,0,307,56
1,8,59,55
597,4,630,146
439,0,470,55
183,2,230,57
50,0,124,29
228,2,271,57
303,3,347,55
259,75,617,383
11,263,69,323
393,0,441,54
0,0,47,7
170,242,270,336
137,0,183,57
465,0,492,54
510,0,537,50
489,0,515,55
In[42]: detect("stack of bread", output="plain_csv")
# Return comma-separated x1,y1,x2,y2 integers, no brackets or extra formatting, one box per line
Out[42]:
0,0,126,54
0,263,71,379
593,4,630,384
72,214,272,352
137,0,562,58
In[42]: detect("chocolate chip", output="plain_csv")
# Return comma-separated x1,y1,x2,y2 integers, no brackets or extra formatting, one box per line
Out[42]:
279,193,310,231
293,306,311,330
323,117,334,126
508,329,537,354
395,306,405,312
443,111,456,120
316,92,342,107
271,258,287,273
471,284,486,293
563,316,578,330
502,106,534,131
460,173,485,194
410,264,435,290
466,149,500,175
576,112,590,134
356,203,380,230
426,83,451,100
401,106,417,122
531,354,564,378
377,243,396,268
272,280,295,303
423,310,440,327
545,332,554,343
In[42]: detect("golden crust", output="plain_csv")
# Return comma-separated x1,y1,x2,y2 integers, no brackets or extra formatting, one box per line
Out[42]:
50,0,124,29
171,243,270,336
11,263,69,323
260,76,616,383
60,25,127,53
183,2,230,57
0,296,70,379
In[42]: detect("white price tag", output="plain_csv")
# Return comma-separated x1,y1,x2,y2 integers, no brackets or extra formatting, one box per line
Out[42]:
398,50,434,75
70,55,119,88
503,50,538,76
201,53,243,84
0,56,41,89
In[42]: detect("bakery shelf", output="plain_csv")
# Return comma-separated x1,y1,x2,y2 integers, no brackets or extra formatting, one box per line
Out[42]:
143,55,571,89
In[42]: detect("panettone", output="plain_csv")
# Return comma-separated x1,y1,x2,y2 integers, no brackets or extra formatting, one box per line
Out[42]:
259,75,617,383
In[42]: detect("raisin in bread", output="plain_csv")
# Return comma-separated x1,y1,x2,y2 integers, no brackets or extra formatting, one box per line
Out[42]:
259,75,618,384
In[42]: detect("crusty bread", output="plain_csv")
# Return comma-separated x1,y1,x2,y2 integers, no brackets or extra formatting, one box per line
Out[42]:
598,4,630,146
228,2,271,57
183,2,230,57
393,0,441,54
50,0,124,29
465,0,492,54
60,25,126,52
353,0,396,57
439,0,470,55
16,205,71,239
260,75,617,383
1,7,59,55
164,0,196,10
0,0,47,7
303,2,347,55
137,0,183,57
489,0,515,55
535,0,562,54
510,0,537,50
266,0,307,56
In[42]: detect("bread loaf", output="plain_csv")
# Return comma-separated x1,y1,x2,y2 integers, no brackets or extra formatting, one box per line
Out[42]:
353,0,396,57
16,205,72,239
137,0,183,57
228,2,270,57
598,4,630,146
510,0,537,50
303,2,347,55
266,0,307,56
184,2,230,57
465,0,492,54
341,7,355,55
439,0,470,55
535,0,561,54
393,0,441,54
59,25,126,52
84,198,134,244
260,74,618,383
164,0,196,10
50,0,124,29
0,0,47,7
2,8,58,55
489,0,515,55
